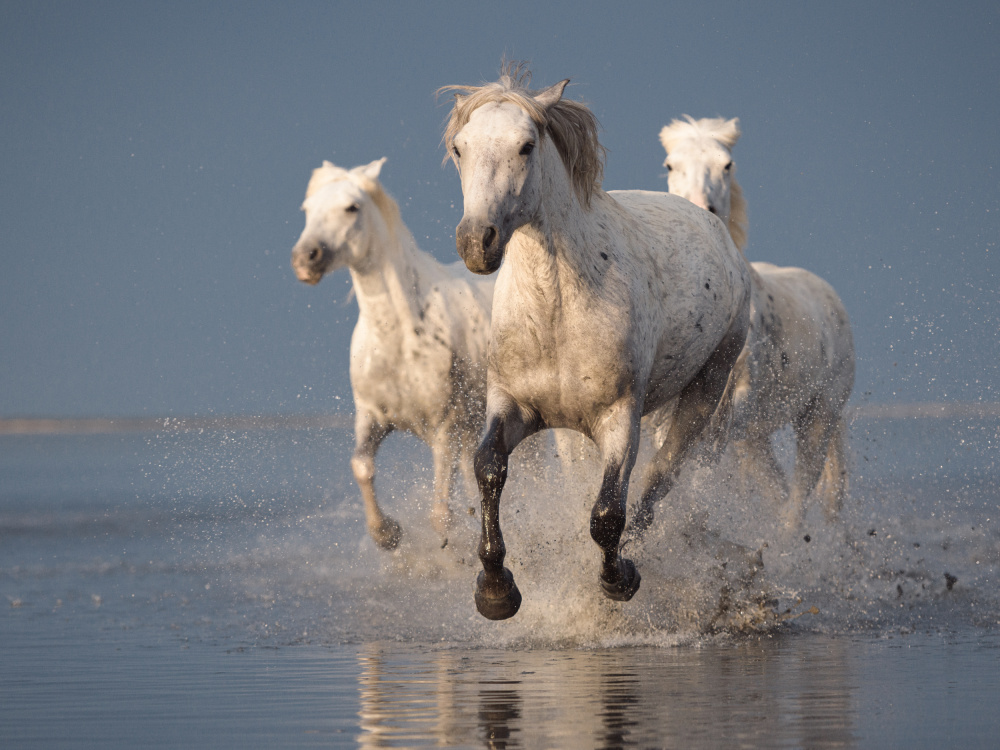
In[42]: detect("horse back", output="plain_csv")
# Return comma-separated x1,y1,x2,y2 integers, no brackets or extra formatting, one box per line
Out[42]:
607,190,752,410
747,263,855,421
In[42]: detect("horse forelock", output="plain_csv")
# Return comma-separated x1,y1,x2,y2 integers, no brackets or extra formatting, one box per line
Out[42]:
440,63,605,206
659,116,741,154
305,161,350,200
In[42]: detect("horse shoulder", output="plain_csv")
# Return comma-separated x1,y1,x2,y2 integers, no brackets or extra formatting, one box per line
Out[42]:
749,264,853,411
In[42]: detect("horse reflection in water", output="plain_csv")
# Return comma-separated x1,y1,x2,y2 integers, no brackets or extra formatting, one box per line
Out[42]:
658,116,855,530
441,64,752,619
354,641,855,747
291,158,493,550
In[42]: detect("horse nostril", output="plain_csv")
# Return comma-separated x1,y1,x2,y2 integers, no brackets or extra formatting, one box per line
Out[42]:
483,225,497,250
308,247,320,262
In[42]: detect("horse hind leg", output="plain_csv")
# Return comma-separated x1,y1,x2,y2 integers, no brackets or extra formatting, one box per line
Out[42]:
737,434,789,510
351,414,402,550
818,416,848,522
630,315,747,538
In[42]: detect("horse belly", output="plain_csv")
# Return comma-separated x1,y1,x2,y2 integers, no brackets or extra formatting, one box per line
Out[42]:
642,260,749,412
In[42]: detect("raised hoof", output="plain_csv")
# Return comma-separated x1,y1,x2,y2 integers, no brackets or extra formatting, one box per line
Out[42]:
370,516,403,550
475,567,522,620
600,558,641,602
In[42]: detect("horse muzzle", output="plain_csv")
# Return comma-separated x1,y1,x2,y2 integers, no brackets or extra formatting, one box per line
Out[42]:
456,217,504,275
291,241,332,285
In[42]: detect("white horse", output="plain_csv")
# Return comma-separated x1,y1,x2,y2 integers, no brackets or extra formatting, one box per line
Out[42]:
291,158,493,549
658,116,855,529
441,65,752,619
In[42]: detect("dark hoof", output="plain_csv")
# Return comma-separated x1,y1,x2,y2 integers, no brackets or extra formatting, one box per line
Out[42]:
600,558,641,602
371,516,403,550
475,567,522,620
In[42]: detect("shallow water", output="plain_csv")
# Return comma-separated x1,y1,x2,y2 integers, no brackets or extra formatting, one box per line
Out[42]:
2,417,999,747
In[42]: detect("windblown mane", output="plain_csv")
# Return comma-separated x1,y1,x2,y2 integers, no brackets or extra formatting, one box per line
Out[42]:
727,178,748,252
305,160,404,244
439,62,605,206
659,115,748,251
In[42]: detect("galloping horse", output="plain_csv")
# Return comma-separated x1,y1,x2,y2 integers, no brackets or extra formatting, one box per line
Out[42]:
442,66,752,619
291,158,493,549
657,116,855,529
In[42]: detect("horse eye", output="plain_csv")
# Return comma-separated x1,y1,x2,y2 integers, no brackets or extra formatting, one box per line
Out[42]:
724,161,733,172
519,141,535,156
346,203,360,213
665,164,673,172
453,146,461,159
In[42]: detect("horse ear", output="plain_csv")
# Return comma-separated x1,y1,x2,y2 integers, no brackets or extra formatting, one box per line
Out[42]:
718,118,741,148
533,79,569,109
358,157,387,181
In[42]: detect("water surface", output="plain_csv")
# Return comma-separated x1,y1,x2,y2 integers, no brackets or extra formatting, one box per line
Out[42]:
2,418,999,747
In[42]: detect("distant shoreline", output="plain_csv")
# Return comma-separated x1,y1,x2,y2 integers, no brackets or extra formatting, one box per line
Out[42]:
1,403,998,435
0,414,354,435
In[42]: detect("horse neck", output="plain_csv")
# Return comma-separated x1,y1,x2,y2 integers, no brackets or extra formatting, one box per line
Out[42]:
507,143,597,300
349,213,435,333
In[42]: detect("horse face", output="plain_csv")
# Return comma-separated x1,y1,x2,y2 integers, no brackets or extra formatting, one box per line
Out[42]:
452,102,544,275
291,181,370,285
664,142,735,224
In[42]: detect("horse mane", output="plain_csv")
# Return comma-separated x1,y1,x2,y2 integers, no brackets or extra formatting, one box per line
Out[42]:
658,115,748,251
439,62,605,206
305,160,405,246
728,174,748,252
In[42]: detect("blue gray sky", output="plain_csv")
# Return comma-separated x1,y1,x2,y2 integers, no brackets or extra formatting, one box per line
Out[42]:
2,1,997,418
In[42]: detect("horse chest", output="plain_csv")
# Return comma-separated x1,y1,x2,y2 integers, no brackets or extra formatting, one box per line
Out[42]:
491,310,634,427
350,323,455,426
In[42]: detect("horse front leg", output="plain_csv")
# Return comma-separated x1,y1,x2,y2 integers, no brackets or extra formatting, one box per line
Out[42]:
473,400,536,620
351,411,401,550
591,399,642,601
785,400,839,530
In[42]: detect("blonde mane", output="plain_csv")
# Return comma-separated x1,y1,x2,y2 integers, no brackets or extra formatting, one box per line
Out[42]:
439,62,605,206
728,178,747,252
659,115,748,251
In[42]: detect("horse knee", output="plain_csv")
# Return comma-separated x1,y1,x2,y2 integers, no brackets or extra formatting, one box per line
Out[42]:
351,453,375,484
473,441,506,491
590,484,626,549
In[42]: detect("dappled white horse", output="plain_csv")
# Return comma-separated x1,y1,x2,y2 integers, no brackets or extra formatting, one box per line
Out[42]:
657,116,855,529
291,158,493,549
442,66,752,619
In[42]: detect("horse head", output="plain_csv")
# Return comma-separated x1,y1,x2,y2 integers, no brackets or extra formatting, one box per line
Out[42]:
659,116,746,249
291,157,388,284
445,80,567,275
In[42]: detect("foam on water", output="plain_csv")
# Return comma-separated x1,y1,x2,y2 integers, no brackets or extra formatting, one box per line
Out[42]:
2,418,998,650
